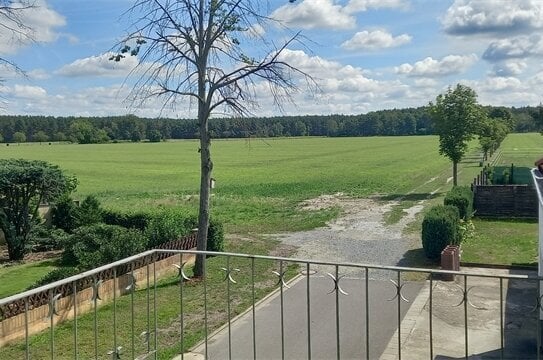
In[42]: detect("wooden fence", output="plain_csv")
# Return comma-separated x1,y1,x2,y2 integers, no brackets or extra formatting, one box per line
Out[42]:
473,185,537,219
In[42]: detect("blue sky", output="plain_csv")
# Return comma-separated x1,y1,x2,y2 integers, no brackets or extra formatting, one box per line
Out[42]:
1,0,542,117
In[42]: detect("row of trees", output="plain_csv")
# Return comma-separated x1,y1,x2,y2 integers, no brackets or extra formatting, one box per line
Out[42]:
430,84,513,185
0,105,539,144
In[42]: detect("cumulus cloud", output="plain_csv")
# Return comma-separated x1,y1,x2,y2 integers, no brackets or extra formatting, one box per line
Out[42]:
55,53,140,77
271,0,407,30
491,60,527,77
482,35,543,62
341,29,411,51
442,0,543,35
271,0,355,30
0,0,66,54
345,0,408,12
395,54,477,77
27,68,50,80
12,84,47,99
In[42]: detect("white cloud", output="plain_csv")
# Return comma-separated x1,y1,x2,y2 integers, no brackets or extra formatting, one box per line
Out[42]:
55,52,139,77
341,29,411,51
27,68,50,80
0,0,66,54
12,84,47,99
345,0,408,13
395,54,478,77
442,0,543,35
491,60,527,77
271,0,356,30
483,35,543,61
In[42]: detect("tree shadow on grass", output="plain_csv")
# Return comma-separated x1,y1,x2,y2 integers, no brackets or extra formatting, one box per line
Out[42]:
377,192,442,202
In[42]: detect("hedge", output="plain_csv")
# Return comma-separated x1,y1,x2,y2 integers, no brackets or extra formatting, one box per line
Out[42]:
421,205,460,260
444,186,473,220
102,209,150,231
61,224,147,270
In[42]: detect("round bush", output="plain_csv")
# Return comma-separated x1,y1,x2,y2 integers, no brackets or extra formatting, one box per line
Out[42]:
421,205,460,260
443,186,473,220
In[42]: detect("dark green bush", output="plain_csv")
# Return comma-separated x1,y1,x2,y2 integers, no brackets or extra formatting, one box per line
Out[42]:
28,224,70,252
421,205,460,260
145,210,195,248
102,209,151,231
207,218,224,252
51,195,80,233
76,195,103,227
27,266,79,290
62,224,147,270
443,186,473,219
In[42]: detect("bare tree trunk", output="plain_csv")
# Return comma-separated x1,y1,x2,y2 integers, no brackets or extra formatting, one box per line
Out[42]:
453,161,458,186
194,0,209,278
194,123,212,277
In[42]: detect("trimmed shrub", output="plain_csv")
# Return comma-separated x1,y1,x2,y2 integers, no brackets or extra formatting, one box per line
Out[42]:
444,186,473,220
207,218,224,252
51,195,80,233
421,205,460,260
27,266,79,290
62,224,147,270
102,209,151,231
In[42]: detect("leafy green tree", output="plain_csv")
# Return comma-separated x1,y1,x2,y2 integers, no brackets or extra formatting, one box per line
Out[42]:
148,129,162,142
0,159,77,260
69,119,110,144
116,0,313,277
33,130,49,143
429,84,483,186
55,131,67,142
13,131,26,144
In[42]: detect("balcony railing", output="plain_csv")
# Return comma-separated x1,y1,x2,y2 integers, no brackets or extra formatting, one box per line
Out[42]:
0,249,541,359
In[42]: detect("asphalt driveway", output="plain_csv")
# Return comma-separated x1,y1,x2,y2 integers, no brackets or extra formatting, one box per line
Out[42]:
192,274,423,359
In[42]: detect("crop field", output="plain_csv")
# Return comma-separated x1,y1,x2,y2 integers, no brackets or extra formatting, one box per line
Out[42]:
0,136,455,232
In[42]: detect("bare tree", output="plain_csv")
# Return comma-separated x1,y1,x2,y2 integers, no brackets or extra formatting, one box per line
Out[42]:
0,0,36,77
116,0,312,277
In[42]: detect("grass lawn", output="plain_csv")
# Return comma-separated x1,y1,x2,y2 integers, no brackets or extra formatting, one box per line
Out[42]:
0,260,58,298
462,219,538,267
0,136,452,233
0,237,296,360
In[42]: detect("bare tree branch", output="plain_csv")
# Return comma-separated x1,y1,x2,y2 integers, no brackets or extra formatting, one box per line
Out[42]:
115,0,315,277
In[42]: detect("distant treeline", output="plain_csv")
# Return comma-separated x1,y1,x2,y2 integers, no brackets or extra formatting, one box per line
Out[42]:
0,105,540,143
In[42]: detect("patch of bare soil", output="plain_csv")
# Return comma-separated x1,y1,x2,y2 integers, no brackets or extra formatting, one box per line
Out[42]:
271,195,424,278
0,246,61,265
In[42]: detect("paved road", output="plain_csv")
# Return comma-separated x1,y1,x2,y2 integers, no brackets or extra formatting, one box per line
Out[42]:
192,275,422,360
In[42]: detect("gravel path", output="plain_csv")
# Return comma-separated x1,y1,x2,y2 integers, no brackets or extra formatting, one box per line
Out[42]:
270,194,424,279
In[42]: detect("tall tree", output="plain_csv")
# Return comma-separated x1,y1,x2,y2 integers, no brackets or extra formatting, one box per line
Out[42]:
429,84,482,186
116,0,313,277
0,159,76,260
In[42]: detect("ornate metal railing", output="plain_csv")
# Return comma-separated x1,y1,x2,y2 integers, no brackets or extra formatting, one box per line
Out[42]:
0,249,541,359
0,233,197,319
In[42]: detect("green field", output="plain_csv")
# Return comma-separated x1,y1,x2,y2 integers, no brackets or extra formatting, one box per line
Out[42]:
0,136,457,233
